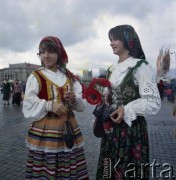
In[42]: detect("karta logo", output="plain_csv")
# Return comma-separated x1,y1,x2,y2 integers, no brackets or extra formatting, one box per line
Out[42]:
103,158,111,179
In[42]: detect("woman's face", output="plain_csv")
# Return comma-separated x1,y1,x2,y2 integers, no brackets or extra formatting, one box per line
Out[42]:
110,36,127,56
39,48,58,70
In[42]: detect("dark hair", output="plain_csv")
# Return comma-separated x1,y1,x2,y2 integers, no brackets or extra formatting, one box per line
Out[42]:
109,28,129,51
38,36,79,80
38,41,62,66
108,25,146,60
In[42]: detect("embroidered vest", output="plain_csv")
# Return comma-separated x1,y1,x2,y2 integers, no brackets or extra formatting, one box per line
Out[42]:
32,70,71,104
107,60,148,107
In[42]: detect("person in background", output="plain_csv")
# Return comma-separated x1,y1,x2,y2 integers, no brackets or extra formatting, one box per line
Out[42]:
12,79,22,106
21,81,26,93
21,81,26,101
22,36,89,180
0,83,3,94
157,79,165,100
96,25,161,179
2,79,11,106
173,100,176,116
172,82,176,116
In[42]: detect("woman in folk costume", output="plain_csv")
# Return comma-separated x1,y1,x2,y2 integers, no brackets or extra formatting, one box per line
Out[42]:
23,36,89,180
96,25,161,179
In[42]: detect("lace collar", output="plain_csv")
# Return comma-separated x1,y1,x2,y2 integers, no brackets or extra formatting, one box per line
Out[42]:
109,57,141,73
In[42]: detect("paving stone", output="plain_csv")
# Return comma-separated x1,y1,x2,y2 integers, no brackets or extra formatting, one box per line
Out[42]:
0,94,176,179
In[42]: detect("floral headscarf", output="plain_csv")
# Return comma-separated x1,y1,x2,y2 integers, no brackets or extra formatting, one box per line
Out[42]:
108,25,146,60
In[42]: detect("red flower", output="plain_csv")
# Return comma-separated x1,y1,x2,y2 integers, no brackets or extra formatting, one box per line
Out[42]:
132,145,142,160
136,144,142,151
134,152,141,160
103,121,113,131
85,88,102,105
88,79,98,88
82,78,111,105
82,83,87,99
89,78,111,88
121,129,126,138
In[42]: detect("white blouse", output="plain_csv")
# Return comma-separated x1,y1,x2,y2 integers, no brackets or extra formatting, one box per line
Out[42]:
108,57,161,127
22,68,85,122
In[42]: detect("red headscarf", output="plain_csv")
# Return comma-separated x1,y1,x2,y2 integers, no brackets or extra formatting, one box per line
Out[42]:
39,36,68,65
39,36,79,81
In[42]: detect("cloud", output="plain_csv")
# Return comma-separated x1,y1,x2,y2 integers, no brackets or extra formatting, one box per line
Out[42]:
0,0,98,52
0,0,175,77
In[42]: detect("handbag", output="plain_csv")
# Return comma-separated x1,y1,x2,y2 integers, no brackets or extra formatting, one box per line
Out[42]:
63,120,74,149
63,81,75,149
93,118,105,138
63,109,75,149
93,103,118,138
93,104,106,138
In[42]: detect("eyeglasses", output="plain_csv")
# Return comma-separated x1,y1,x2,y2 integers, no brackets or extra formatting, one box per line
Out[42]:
37,49,57,56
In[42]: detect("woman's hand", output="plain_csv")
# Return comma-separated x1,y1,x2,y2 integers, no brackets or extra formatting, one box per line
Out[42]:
52,102,67,115
110,106,124,124
64,92,76,104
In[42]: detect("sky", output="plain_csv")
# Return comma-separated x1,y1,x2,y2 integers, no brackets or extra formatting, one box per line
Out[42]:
0,0,176,77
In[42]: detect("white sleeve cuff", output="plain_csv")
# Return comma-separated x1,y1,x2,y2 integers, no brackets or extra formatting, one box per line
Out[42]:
123,105,137,127
45,101,53,112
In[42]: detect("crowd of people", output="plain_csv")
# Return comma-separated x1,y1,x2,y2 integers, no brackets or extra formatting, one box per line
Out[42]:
0,80,26,106
0,24,175,179
157,79,176,102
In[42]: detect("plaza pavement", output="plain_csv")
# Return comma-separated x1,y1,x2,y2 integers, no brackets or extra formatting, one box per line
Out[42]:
0,94,176,180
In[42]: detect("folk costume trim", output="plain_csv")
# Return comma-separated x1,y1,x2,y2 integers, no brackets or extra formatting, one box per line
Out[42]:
32,70,71,103
32,71,42,92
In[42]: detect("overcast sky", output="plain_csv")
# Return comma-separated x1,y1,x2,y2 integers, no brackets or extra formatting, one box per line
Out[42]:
0,0,176,77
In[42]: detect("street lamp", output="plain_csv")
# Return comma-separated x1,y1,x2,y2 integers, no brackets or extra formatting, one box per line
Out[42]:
170,51,176,78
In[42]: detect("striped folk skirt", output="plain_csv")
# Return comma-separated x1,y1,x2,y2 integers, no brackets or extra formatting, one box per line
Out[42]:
25,113,89,180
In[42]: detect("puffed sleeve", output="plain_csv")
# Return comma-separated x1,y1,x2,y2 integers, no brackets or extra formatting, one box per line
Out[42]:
22,74,47,121
123,63,161,127
69,80,86,112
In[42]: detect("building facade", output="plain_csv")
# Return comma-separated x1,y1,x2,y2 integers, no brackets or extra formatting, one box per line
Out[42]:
99,68,106,77
82,69,92,81
0,63,41,82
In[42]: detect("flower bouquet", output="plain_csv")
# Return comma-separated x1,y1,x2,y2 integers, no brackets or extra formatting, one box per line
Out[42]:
82,78,117,138
82,78,111,105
